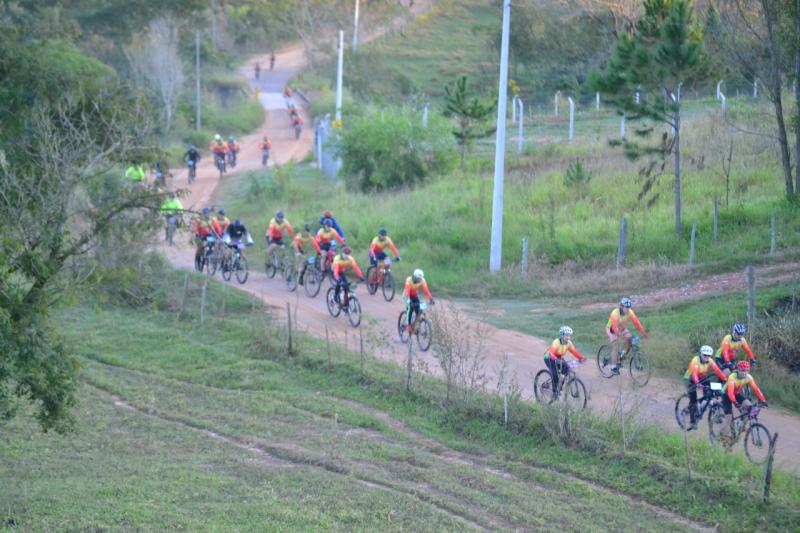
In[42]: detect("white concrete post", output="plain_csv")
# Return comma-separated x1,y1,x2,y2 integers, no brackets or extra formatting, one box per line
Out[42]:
512,94,518,123
635,89,640,104
716,80,724,100
352,0,360,52
753,79,758,98
720,93,726,116
517,98,524,153
596,92,600,111
422,103,429,128
620,114,626,139
335,31,344,122
568,96,575,145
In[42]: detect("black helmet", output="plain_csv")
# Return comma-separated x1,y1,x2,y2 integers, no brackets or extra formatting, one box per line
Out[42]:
304,224,311,232
323,219,332,228
234,219,241,226
217,208,226,216
378,227,388,236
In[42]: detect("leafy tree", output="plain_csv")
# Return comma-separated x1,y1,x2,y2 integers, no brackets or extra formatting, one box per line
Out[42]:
443,76,496,168
592,0,704,235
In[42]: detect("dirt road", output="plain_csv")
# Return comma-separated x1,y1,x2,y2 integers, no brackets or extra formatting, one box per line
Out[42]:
158,34,800,475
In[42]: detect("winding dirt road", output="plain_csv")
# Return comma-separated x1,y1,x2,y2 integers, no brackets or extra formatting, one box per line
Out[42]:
157,32,800,475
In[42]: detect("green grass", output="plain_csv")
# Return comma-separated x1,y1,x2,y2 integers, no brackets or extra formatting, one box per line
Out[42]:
2,272,799,531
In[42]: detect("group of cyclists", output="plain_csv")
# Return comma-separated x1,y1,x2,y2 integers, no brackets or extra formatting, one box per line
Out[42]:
208,134,241,175
546,298,768,448
284,87,304,140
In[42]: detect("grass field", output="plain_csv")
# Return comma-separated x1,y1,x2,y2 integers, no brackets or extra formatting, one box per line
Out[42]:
2,272,799,531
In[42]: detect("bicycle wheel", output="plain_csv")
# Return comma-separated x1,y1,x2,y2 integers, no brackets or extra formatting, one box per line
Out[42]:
596,345,615,378
366,266,378,295
629,348,652,387
534,369,556,404
382,272,395,302
416,318,431,352
707,404,727,445
562,375,587,410
284,263,298,291
744,423,772,464
221,258,233,281
398,310,410,343
326,288,341,317
305,268,322,297
265,253,278,278
347,296,362,327
674,394,692,430
235,257,249,284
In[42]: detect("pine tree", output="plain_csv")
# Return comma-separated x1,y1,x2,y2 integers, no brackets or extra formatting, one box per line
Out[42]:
443,76,496,169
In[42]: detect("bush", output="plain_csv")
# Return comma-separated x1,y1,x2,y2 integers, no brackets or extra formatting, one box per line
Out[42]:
337,108,457,191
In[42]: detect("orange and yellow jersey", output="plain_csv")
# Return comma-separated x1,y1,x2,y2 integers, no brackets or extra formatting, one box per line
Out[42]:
294,233,314,254
194,218,222,238
724,372,766,402
227,142,240,152
210,141,227,154
312,227,344,253
369,236,399,257
546,339,585,362
215,216,231,233
606,307,645,336
332,254,363,280
683,356,726,384
260,140,272,150
404,277,433,300
267,218,294,240
716,334,755,363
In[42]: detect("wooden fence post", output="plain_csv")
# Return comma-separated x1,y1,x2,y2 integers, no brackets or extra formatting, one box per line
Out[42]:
179,272,189,318
521,237,529,275
616,216,628,271
747,265,756,327
762,433,779,503
500,366,509,428
326,326,332,372
682,424,692,480
689,223,697,266
405,337,413,392
713,199,718,242
770,211,777,254
359,327,365,377
200,277,208,325
222,281,228,316
286,302,293,356
792,273,798,312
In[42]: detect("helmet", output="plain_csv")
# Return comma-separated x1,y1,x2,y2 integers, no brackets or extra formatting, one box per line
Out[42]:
303,224,311,233
228,136,234,142
342,246,351,255
737,360,751,372
217,208,226,216
378,227,388,236
214,134,221,141
732,323,746,336
323,218,332,228
620,297,633,308
263,136,268,141
413,269,424,281
189,144,196,150
202,207,211,216
559,326,574,337
323,210,333,218
233,219,241,226
700,345,714,357
276,210,285,220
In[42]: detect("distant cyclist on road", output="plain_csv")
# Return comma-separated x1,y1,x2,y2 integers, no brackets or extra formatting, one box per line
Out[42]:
226,136,240,168
544,326,585,397
184,145,201,176
369,228,400,266
403,269,434,333
210,134,227,173
716,323,757,374
605,297,648,375
721,360,767,447
260,136,272,166
682,345,727,430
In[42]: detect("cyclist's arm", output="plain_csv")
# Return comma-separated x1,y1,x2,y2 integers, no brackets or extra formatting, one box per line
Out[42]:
403,281,413,301
630,311,646,335
742,339,755,361
312,236,322,254
285,222,295,237
211,220,223,236
351,261,364,279
547,342,559,361
749,380,766,402
332,229,345,244
421,281,433,301
726,379,737,403
689,362,701,384
387,238,400,257
267,223,278,240
332,261,342,280
606,313,618,337
567,343,585,362
710,360,727,382
369,240,378,258
720,339,733,363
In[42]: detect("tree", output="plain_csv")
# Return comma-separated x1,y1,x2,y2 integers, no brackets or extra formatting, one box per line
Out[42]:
593,0,704,235
443,76,496,168
126,17,185,136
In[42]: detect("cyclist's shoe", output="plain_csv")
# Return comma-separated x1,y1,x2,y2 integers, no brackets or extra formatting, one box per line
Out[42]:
406,325,413,333
687,419,698,431
194,256,202,271
298,276,304,286
611,365,620,375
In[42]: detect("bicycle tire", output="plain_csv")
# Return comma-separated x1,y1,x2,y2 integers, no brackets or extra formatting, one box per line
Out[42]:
674,394,692,430
235,257,249,284
284,263,297,291
416,318,431,352
707,404,727,445
326,288,341,317
534,369,556,404
744,422,771,464
265,254,278,278
347,296,362,327
366,266,378,295
563,374,588,410
629,348,652,387
221,258,233,281
398,310,410,343
596,345,615,378
304,268,322,297
382,272,395,302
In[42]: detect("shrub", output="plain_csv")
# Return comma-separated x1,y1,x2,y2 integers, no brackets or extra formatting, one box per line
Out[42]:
337,108,457,191
563,158,593,199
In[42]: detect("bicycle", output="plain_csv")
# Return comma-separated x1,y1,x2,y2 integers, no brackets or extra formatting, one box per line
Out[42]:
226,149,237,169
199,236,222,275
366,257,397,302
674,380,724,430
221,246,249,284
261,148,270,167
533,359,587,410
265,244,288,279
596,336,651,387
708,403,771,464
302,255,324,297
214,153,226,178
187,159,197,183
326,281,362,327
397,301,432,352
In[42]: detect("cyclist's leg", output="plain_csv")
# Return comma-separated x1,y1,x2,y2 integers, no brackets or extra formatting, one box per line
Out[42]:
545,357,560,392
406,296,420,332
340,274,350,305
686,381,699,425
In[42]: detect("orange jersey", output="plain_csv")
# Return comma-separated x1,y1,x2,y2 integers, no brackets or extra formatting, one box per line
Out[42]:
215,216,231,233
294,233,314,253
724,373,765,403
716,334,755,363
260,140,272,150
194,218,222,238
404,277,433,300
683,356,726,384
547,338,584,362
369,236,399,257
312,228,344,253
332,255,363,280
606,307,645,336
267,218,294,240
209,141,227,154
227,142,240,152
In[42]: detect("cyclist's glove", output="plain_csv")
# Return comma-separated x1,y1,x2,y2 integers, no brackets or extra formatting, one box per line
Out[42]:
395,256,401,262
759,400,769,408
751,359,758,367
429,300,435,305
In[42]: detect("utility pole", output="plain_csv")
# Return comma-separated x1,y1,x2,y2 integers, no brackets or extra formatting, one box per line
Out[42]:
336,30,344,122
195,30,201,130
352,0,360,52
490,0,511,273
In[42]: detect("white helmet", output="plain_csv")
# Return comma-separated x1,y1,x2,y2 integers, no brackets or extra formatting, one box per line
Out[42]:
214,134,221,141
700,345,714,357
559,326,573,337
412,269,424,281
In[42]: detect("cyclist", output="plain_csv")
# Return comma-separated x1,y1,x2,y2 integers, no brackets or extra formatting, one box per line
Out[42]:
313,219,345,272
266,210,295,261
716,323,757,374
332,246,364,306
682,345,727,430
193,207,222,271
254,61,261,80
403,269,434,333
125,163,146,185
209,134,227,172
270,52,276,70
292,114,303,140
544,326,585,398
605,297,648,375
184,145,201,176
226,136,240,167
721,360,767,446
294,224,315,286
215,208,232,234
223,218,252,266
260,136,272,166
319,210,345,240
369,227,401,266
160,192,183,242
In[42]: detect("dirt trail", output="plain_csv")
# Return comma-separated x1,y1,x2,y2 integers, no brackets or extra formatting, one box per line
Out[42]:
156,27,800,476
